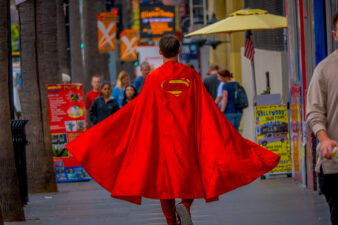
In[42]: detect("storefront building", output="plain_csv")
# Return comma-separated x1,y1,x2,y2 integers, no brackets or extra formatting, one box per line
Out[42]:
287,0,338,190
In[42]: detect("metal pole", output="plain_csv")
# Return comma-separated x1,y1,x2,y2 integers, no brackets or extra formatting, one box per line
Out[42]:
189,0,194,25
251,59,257,106
203,0,207,25
7,0,14,120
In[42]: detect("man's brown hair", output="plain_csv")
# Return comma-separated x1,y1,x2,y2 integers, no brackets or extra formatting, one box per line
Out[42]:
159,34,180,58
333,11,338,30
209,64,219,72
218,69,232,78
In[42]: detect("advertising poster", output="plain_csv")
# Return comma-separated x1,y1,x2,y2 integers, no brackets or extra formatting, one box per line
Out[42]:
255,105,292,174
139,5,175,42
97,12,117,52
120,29,139,61
290,86,306,183
47,84,90,182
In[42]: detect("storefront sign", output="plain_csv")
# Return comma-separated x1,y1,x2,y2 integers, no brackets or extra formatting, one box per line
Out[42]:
290,86,304,181
97,12,117,52
255,105,292,174
47,84,90,182
139,5,175,42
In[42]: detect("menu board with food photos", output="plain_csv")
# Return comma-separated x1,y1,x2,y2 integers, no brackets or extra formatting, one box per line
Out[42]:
47,84,90,182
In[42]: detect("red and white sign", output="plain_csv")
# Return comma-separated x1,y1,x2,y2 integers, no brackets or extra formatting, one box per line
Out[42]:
47,84,90,182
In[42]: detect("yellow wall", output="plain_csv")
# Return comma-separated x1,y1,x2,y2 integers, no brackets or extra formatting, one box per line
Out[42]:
208,0,243,84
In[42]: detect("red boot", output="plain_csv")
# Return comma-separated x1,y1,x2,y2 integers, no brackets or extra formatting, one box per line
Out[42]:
161,199,178,225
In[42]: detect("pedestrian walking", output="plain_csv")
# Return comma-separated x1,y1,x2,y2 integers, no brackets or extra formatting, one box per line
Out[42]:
215,71,225,109
218,69,243,131
67,34,280,225
89,82,119,125
133,61,151,93
111,71,130,107
121,85,137,107
85,75,101,111
306,11,338,225
203,64,220,100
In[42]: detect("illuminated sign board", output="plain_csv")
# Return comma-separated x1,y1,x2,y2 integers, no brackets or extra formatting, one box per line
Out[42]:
140,5,175,41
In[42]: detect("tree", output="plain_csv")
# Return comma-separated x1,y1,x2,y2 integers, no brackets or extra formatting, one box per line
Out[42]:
56,0,71,78
0,208,3,225
0,0,25,221
18,0,57,194
69,0,84,83
83,0,110,95
83,0,100,95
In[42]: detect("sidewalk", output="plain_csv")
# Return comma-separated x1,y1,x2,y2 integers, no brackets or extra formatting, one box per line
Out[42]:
6,177,330,225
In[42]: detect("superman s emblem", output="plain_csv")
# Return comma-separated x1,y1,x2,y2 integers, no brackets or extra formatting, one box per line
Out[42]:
161,78,191,97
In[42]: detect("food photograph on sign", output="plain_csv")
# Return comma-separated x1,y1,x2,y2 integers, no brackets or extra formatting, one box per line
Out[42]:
52,133,69,158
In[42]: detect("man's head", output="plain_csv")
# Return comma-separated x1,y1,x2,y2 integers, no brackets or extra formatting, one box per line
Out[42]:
91,75,101,92
159,34,180,59
209,64,219,75
332,11,338,43
140,61,151,78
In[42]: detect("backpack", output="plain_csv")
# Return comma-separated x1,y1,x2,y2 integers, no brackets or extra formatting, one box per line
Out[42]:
230,82,248,110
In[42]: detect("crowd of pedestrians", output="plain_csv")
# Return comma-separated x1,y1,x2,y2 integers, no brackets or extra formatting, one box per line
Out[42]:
84,62,152,126
84,60,247,129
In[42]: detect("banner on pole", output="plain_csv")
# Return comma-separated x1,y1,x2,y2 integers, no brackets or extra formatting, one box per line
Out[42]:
255,105,292,174
120,29,139,61
47,84,90,182
97,12,117,52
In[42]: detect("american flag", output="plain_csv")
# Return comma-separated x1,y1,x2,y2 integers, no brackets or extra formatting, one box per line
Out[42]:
244,31,255,61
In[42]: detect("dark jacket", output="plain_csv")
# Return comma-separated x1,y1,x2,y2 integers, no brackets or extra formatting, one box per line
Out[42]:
89,96,119,125
203,73,220,100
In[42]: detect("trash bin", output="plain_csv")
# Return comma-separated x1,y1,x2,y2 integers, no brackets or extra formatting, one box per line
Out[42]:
11,120,29,205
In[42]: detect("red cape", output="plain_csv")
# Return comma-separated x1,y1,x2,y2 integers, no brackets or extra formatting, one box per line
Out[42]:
66,61,280,204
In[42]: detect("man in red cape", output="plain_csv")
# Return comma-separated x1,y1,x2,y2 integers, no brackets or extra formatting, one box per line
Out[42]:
66,35,280,225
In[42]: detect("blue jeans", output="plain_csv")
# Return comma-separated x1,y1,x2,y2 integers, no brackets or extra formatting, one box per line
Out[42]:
225,113,242,131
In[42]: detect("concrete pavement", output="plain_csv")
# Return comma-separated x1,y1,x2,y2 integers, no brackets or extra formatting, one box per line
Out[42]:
6,177,331,225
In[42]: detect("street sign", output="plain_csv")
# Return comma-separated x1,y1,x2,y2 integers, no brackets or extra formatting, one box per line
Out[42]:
120,29,139,61
97,12,117,52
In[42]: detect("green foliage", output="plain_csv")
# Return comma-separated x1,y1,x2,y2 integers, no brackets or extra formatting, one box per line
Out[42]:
11,24,20,52
261,87,271,95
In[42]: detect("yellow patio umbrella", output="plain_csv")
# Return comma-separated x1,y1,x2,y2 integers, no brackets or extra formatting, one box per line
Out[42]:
185,9,288,99
185,9,287,36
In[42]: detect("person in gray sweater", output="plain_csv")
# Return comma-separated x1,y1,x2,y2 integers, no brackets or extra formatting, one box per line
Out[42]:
306,11,338,225
203,64,220,100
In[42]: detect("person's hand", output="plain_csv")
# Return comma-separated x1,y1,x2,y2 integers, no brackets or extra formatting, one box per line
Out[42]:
320,138,338,159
